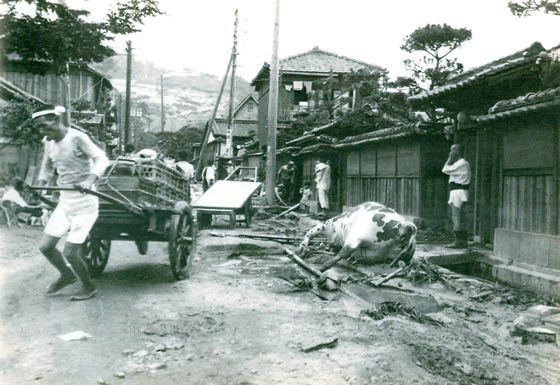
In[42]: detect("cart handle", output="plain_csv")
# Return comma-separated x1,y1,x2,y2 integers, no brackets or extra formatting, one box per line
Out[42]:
28,186,145,216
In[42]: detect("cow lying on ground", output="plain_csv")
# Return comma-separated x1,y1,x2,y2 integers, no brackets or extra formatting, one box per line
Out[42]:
296,202,417,271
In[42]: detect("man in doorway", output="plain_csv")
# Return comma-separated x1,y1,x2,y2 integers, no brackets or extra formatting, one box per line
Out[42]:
314,158,331,215
442,144,471,249
34,105,110,301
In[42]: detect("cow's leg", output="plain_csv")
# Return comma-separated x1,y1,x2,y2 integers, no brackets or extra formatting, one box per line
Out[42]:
295,223,327,257
319,235,363,272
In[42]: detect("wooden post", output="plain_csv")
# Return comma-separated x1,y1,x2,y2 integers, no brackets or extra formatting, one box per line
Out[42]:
226,9,238,158
65,62,72,126
195,56,233,179
160,74,165,132
124,41,132,147
266,0,280,206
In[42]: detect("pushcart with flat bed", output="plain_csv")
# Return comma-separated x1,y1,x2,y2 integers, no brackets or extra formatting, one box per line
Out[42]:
31,158,197,280
193,167,261,229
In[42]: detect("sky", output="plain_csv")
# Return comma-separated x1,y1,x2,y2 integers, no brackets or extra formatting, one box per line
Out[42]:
40,0,560,82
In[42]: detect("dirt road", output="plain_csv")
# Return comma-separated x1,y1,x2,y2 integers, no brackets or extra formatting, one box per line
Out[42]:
1,222,559,385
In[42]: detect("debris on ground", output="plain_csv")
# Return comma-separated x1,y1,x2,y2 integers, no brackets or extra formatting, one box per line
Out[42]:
301,337,339,353
57,331,92,341
361,302,444,326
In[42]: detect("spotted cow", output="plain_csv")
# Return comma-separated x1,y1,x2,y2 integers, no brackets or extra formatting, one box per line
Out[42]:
296,202,417,271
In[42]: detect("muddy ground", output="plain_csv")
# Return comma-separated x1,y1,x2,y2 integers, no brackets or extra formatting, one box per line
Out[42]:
1,212,560,385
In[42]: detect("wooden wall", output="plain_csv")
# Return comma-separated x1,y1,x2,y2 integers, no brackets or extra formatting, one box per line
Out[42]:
2,68,98,106
489,115,559,237
341,140,448,218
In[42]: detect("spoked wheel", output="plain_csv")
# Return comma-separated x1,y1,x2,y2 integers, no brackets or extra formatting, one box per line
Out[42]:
82,237,111,278
135,240,149,255
168,204,197,280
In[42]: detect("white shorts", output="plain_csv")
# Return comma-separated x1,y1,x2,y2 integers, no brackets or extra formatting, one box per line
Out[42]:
448,189,468,209
44,190,99,244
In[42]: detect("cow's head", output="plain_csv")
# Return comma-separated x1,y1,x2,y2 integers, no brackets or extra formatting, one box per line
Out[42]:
395,222,417,265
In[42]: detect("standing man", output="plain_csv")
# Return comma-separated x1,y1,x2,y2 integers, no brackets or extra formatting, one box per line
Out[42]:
33,105,110,301
442,144,471,249
277,160,295,202
201,160,216,192
314,159,331,215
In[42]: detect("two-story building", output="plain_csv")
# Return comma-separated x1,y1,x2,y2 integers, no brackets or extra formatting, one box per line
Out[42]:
251,46,384,148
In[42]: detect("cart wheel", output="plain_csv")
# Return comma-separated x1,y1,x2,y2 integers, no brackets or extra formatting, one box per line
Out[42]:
168,208,197,280
244,202,253,228
135,240,149,255
82,237,111,278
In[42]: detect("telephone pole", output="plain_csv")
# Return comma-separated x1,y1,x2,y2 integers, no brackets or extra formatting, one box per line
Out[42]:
225,9,239,158
266,0,280,206
124,41,132,146
160,74,165,132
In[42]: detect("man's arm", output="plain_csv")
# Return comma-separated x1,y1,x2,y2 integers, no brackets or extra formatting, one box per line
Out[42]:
75,134,110,189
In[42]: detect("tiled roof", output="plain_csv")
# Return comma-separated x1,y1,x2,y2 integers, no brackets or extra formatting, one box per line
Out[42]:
334,122,443,149
477,86,560,122
281,46,383,74
408,42,545,103
212,119,257,138
296,143,334,156
252,47,384,85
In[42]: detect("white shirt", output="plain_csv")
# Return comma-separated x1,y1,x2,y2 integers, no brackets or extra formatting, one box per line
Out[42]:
203,166,215,182
315,162,331,190
442,158,471,185
39,128,109,187
2,187,27,207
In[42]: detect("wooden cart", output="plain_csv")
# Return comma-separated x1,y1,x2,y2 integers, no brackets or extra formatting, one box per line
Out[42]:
31,158,197,280
194,167,261,229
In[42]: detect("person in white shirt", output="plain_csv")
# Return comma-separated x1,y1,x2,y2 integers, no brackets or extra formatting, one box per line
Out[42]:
442,144,471,249
201,160,216,192
314,159,331,214
33,105,110,301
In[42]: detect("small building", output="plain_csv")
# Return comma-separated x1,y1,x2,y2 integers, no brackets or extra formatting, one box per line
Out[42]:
0,77,47,183
251,46,384,147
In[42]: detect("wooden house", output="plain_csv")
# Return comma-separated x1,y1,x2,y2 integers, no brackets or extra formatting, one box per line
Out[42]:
408,41,560,298
251,46,384,147
0,77,46,183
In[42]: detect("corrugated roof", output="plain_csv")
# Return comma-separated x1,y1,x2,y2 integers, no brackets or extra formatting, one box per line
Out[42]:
477,86,560,122
252,47,384,85
334,122,443,149
408,42,545,103
212,119,257,138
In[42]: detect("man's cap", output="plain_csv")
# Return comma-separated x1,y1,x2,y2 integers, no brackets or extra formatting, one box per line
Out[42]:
288,161,294,165
32,105,66,120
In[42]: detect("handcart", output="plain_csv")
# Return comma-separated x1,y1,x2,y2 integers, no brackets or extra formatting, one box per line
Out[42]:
30,158,197,280
194,167,261,229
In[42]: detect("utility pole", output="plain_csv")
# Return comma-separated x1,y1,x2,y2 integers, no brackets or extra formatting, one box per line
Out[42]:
124,41,132,147
118,93,123,153
195,56,233,179
266,0,280,206
225,9,239,158
160,74,165,132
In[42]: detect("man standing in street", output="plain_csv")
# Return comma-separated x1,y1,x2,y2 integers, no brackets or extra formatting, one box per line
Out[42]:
34,105,110,301
202,159,216,192
314,159,331,215
442,144,471,249
277,160,295,202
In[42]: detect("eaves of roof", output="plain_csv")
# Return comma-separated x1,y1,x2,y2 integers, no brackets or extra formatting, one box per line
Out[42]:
334,122,444,149
477,86,560,122
296,143,334,156
408,42,545,104
0,77,47,105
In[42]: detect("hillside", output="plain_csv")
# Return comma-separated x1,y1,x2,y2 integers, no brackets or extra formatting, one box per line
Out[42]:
93,56,255,131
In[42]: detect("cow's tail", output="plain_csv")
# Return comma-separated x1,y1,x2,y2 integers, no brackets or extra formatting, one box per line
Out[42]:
390,222,417,267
